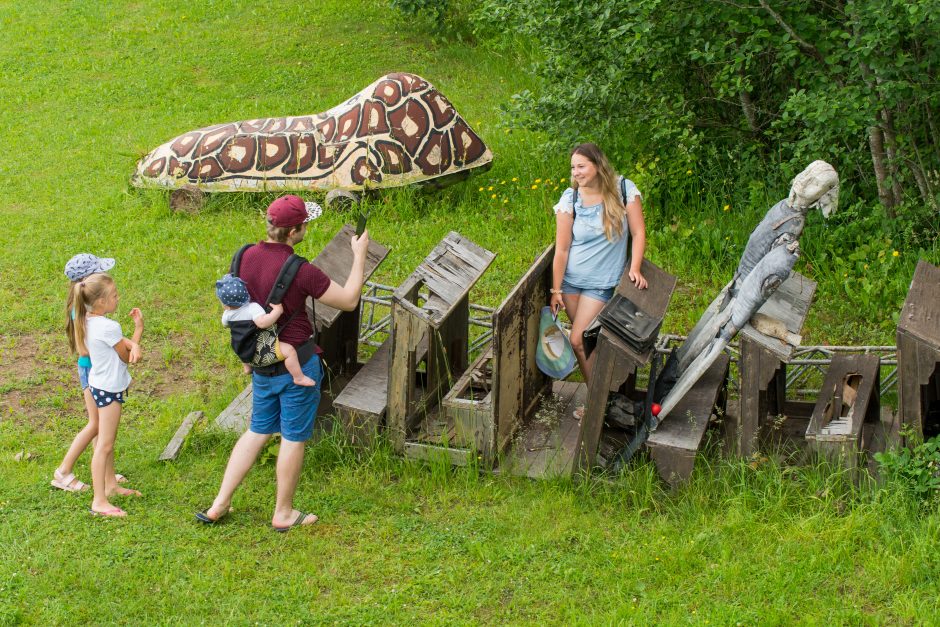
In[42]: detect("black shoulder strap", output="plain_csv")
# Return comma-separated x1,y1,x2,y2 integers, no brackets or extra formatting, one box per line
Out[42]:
265,254,307,306
230,244,253,278
620,177,628,206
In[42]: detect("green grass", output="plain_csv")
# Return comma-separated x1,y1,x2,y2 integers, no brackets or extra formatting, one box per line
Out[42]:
1,0,939,623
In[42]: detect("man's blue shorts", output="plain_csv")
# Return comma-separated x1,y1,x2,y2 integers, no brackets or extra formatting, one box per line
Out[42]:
250,355,324,442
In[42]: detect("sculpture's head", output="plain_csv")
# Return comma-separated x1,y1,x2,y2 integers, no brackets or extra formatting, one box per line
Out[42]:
788,160,839,217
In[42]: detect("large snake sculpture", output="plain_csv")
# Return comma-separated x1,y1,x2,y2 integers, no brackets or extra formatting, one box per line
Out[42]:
131,73,492,194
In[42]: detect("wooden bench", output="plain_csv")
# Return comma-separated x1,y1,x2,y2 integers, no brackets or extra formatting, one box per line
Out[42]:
646,353,729,486
575,259,677,475
331,338,392,447
804,353,880,477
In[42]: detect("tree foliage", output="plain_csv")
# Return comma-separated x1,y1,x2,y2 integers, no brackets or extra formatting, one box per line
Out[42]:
468,0,940,228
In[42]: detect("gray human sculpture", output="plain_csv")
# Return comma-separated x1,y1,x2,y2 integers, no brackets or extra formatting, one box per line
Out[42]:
653,160,839,423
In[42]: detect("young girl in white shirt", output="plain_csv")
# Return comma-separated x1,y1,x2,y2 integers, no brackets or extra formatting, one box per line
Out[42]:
71,273,144,517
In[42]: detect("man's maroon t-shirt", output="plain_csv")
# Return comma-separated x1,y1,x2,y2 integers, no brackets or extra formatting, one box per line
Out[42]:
238,241,331,349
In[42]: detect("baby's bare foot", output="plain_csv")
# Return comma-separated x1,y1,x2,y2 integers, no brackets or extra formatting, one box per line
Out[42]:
293,376,317,387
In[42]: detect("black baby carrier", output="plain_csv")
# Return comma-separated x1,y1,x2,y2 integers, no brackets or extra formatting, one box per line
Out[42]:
227,244,307,367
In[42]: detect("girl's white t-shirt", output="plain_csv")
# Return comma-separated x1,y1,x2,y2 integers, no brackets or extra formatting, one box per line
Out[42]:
86,315,131,393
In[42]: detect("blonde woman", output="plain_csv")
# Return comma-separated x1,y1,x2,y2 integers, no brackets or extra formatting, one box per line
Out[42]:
551,143,647,396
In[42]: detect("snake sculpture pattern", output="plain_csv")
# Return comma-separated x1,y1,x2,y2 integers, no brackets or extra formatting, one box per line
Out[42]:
131,73,492,193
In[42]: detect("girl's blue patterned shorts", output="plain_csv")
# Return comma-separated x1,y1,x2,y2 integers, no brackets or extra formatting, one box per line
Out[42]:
89,387,127,408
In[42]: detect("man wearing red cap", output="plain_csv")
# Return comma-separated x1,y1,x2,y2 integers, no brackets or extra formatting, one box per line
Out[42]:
198,194,370,531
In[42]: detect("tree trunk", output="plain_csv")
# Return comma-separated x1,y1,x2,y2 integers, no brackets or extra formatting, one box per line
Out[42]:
868,123,895,215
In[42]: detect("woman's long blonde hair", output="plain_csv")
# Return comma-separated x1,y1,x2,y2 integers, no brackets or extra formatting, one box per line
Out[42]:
570,143,626,241
67,273,114,355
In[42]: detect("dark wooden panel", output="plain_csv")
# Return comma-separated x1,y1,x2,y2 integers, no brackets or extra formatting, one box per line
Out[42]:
898,260,940,346
494,244,553,452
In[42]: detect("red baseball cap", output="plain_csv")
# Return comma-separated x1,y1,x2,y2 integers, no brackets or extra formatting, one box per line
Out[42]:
266,195,323,227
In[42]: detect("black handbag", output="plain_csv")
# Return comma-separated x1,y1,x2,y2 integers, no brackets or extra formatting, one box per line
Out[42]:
582,318,602,357
597,293,661,352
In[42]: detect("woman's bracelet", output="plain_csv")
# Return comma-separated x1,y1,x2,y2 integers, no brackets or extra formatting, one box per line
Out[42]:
550,288,563,295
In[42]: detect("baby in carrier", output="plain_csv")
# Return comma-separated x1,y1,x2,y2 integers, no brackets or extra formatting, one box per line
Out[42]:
216,273,316,387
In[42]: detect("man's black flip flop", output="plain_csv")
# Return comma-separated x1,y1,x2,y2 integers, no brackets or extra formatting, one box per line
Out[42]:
272,511,318,532
195,509,224,524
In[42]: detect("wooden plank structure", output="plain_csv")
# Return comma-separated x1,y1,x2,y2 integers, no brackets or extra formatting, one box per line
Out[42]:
805,353,881,478
386,233,496,460
646,353,729,486
733,271,816,456
575,259,677,474
439,244,555,463
896,260,940,443
214,225,389,433
158,411,205,461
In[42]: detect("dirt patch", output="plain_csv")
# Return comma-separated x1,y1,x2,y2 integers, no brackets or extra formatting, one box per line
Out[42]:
0,332,208,430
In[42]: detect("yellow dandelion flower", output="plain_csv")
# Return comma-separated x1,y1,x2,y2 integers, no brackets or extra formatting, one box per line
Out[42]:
487,186,494,191
892,250,900,257
535,178,542,184
512,177,519,182
502,198,508,204
723,204,730,211
478,187,484,192
687,169,693,175
491,193,497,199
553,186,559,191
531,184,538,190
500,180,506,185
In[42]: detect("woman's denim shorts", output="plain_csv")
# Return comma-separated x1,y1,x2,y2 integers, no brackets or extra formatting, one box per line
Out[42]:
561,278,615,303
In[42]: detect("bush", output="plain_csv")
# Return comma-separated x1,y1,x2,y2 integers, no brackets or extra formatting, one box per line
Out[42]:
875,435,940,503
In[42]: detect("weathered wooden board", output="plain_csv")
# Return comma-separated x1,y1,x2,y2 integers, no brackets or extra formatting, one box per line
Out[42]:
805,353,881,444
574,260,676,474
609,258,678,365
647,353,729,486
498,381,585,478
442,347,495,455
158,411,205,461
333,338,393,447
215,385,253,432
896,260,940,441
740,271,816,361
494,244,554,453
387,233,494,453
898,260,940,347
391,232,495,327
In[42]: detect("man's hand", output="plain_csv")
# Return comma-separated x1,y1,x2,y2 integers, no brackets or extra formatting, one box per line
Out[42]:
351,230,370,258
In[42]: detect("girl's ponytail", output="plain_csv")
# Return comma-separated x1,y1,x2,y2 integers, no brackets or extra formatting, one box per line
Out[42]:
65,286,78,354
70,273,114,355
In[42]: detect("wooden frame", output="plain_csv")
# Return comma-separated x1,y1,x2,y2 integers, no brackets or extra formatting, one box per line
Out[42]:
386,233,496,456
896,260,940,443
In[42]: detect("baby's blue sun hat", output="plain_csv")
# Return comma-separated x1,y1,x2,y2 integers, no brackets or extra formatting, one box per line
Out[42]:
215,274,250,307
